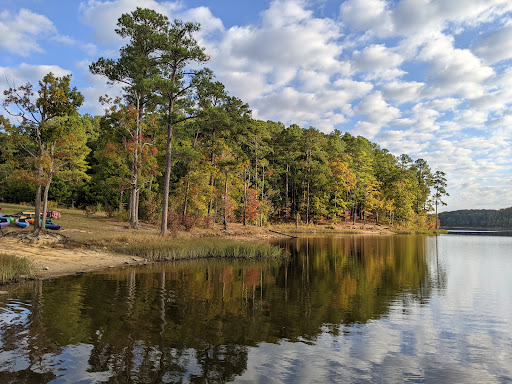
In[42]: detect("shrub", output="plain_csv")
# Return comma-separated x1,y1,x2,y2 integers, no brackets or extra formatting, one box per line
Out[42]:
105,205,114,218
182,214,196,232
113,209,129,222
85,205,97,217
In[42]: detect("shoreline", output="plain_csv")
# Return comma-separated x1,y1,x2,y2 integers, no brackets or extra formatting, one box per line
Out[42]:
0,225,395,280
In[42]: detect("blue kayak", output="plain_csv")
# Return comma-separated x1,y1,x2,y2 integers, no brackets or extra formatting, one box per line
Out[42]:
15,218,30,228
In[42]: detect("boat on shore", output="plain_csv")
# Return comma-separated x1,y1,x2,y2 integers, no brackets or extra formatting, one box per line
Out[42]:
15,218,30,228
44,219,61,230
0,217,10,229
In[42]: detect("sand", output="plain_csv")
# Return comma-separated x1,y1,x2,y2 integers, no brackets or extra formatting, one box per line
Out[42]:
1,236,147,279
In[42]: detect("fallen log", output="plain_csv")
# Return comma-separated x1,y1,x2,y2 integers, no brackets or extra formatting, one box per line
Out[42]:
268,229,298,238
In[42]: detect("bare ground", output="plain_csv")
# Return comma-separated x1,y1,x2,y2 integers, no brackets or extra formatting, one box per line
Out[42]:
1,232,147,279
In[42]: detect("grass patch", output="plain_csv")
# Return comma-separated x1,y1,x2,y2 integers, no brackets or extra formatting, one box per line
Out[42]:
0,254,34,285
111,238,285,261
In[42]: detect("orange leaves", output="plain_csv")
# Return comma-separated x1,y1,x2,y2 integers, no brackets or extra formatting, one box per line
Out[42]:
245,188,260,223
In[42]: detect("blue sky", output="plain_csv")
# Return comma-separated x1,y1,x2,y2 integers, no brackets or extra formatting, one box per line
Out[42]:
1,0,512,211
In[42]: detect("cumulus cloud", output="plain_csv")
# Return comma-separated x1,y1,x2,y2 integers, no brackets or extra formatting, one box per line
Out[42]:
355,91,401,125
79,0,181,43
352,44,405,80
340,0,393,36
417,32,494,99
0,9,57,56
70,0,512,210
381,81,425,104
472,25,512,65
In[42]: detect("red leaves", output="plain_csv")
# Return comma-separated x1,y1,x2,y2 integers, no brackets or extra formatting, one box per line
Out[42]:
245,188,260,223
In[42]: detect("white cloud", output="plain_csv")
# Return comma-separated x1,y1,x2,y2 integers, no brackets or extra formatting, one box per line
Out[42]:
472,25,512,65
78,0,180,44
73,0,512,210
179,6,224,37
0,9,57,56
381,81,425,104
417,32,494,99
355,91,401,125
218,11,342,74
340,0,393,36
352,44,405,80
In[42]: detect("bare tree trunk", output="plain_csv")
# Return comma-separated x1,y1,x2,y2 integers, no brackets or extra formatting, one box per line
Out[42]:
260,164,265,227
306,180,310,225
135,189,139,224
183,173,191,218
119,189,124,212
435,200,438,230
285,163,289,217
33,184,42,234
160,117,173,235
129,184,138,229
223,169,228,230
40,181,51,234
243,166,247,226
130,97,142,229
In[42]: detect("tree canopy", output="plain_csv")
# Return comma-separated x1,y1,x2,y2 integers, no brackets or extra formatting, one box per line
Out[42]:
0,8,448,233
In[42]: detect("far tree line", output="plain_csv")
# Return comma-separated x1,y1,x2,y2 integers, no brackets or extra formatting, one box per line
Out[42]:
0,7,449,235
440,208,512,228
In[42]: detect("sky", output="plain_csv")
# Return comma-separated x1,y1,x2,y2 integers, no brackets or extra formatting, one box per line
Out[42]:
1,0,512,212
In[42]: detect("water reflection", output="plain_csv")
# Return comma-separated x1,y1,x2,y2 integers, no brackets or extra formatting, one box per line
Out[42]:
1,236,438,382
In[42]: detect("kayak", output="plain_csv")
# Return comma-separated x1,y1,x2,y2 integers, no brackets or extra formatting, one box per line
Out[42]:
0,215,14,223
44,219,61,230
15,218,30,228
0,217,10,229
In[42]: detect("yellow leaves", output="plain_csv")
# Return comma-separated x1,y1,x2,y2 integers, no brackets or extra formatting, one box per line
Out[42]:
329,156,357,194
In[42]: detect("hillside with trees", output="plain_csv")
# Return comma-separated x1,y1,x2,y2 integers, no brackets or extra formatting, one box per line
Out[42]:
439,208,512,229
0,8,448,233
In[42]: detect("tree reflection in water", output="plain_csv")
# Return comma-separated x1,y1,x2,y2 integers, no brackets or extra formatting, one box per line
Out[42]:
0,235,437,383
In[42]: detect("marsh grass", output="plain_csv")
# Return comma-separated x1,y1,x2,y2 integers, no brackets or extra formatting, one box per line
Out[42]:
112,238,285,261
0,254,34,285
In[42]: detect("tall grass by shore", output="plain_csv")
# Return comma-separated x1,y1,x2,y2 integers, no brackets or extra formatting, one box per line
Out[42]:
111,238,285,261
0,254,34,285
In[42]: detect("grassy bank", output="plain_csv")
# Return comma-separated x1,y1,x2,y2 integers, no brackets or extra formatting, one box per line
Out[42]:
112,238,285,261
0,254,34,285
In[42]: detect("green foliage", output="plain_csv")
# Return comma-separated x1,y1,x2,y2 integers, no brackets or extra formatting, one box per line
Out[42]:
1,8,448,233
440,207,512,228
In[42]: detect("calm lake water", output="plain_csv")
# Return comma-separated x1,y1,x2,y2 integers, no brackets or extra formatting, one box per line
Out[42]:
1,234,511,383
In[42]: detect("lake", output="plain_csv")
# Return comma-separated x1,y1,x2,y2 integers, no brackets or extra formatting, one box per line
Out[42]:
1,234,511,383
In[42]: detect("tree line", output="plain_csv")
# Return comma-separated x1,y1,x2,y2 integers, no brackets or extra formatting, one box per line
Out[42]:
440,207,512,228
0,8,448,234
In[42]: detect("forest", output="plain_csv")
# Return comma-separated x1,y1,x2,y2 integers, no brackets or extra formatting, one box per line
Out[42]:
0,8,448,234
439,207,512,228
